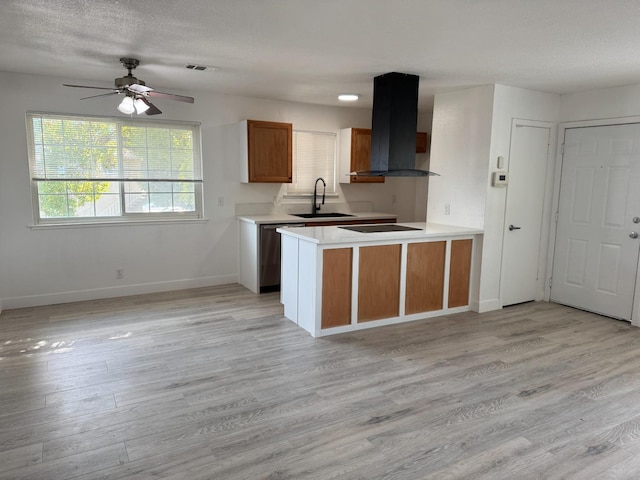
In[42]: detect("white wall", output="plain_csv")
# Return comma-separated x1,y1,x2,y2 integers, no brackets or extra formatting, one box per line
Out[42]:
427,85,495,228
560,83,640,122
413,110,434,221
428,84,560,312
0,71,429,310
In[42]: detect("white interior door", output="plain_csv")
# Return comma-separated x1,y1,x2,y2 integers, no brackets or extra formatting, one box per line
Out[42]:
551,124,640,320
501,122,551,306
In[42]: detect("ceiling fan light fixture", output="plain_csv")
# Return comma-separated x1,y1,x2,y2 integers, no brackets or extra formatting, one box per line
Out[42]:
117,96,135,114
134,97,150,114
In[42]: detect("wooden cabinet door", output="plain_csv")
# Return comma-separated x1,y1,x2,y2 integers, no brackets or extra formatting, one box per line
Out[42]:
247,120,292,183
449,239,473,308
350,128,384,184
322,248,352,328
405,241,446,314
357,244,401,322
416,132,429,154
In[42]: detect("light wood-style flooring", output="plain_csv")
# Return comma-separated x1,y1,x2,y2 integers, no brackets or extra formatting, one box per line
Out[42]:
2,284,640,479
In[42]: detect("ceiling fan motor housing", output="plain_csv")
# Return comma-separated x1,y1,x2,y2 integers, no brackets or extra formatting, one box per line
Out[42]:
117,58,144,89
115,76,145,89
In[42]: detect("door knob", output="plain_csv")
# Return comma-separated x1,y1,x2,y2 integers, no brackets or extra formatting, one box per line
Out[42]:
631,232,639,239
509,224,521,231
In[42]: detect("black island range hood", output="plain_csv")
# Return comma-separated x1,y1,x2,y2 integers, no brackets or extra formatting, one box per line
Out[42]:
351,72,439,178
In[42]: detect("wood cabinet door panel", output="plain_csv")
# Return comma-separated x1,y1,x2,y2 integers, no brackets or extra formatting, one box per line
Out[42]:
416,132,429,154
449,239,472,308
322,248,352,328
358,244,401,322
405,241,446,314
350,128,384,183
247,120,292,183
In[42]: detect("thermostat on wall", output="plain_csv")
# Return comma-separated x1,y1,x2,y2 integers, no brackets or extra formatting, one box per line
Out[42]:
492,171,509,187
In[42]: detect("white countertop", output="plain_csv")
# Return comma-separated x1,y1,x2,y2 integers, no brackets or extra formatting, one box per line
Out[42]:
277,222,483,245
237,211,397,225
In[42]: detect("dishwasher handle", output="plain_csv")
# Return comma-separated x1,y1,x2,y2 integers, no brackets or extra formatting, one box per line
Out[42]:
268,223,306,229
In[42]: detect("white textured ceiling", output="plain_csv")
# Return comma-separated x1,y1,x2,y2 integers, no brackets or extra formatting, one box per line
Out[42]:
2,0,640,109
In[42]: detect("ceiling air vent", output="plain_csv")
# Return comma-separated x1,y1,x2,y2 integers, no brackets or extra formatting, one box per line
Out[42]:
185,64,217,72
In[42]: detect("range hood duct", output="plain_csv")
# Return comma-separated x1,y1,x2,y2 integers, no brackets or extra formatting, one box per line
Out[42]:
352,72,438,177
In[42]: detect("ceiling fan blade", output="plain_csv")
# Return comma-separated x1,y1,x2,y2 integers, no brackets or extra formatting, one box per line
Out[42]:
147,91,195,103
140,97,162,115
128,83,153,94
63,84,117,91
80,91,121,100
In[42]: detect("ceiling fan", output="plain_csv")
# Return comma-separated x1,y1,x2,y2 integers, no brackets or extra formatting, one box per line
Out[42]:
63,58,194,115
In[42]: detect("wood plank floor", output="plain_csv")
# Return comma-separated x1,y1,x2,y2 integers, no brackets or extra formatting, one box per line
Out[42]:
2,285,640,479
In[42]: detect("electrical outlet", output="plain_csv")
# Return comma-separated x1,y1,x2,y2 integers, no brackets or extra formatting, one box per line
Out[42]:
444,203,451,215
116,268,124,279
217,196,225,207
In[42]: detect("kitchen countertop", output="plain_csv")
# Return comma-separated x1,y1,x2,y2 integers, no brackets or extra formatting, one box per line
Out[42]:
277,222,483,245
237,211,397,225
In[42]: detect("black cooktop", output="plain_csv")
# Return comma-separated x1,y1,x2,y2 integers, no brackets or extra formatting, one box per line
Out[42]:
338,224,423,233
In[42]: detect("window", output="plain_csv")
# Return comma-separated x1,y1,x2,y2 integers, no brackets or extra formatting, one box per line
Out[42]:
287,130,337,195
26,113,203,224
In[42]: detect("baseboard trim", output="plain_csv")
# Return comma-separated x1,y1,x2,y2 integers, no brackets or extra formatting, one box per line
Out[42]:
471,298,502,313
0,274,238,310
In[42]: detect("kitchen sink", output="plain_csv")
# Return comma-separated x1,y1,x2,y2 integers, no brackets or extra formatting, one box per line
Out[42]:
291,212,354,218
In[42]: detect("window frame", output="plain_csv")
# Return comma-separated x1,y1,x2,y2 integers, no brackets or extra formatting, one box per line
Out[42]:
26,112,204,225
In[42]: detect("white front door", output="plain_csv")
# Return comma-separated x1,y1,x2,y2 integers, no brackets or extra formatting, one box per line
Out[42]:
501,121,552,306
551,124,640,320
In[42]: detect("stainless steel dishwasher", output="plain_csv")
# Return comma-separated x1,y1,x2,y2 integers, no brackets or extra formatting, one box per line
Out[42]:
260,223,305,292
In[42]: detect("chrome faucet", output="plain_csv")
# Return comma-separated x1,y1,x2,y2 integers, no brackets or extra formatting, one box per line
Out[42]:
312,177,326,215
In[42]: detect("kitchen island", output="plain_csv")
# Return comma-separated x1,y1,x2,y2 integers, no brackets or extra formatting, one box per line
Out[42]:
278,222,483,337
237,211,397,293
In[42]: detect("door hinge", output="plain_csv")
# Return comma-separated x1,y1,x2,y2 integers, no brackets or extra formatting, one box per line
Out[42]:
561,143,565,155
549,277,553,288
554,211,559,223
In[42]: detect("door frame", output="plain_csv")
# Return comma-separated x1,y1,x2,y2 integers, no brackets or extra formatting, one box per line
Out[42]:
546,116,640,325
500,119,556,307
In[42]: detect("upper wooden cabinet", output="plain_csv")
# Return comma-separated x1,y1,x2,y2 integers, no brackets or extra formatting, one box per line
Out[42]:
240,120,292,183
416,131,429,154
339,128,430,184
339,128,383,184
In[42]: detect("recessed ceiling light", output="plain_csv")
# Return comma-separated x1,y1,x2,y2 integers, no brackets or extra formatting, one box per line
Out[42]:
338,94,360,102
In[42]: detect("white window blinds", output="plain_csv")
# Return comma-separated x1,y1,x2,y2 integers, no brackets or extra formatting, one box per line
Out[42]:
27,113,202,222
288,130,337,194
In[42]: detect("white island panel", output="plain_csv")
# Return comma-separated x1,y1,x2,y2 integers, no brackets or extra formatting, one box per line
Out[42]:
280,234,299,322
300,240,322,334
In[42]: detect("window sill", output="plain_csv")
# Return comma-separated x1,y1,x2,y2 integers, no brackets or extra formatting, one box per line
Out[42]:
28,218,209,230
